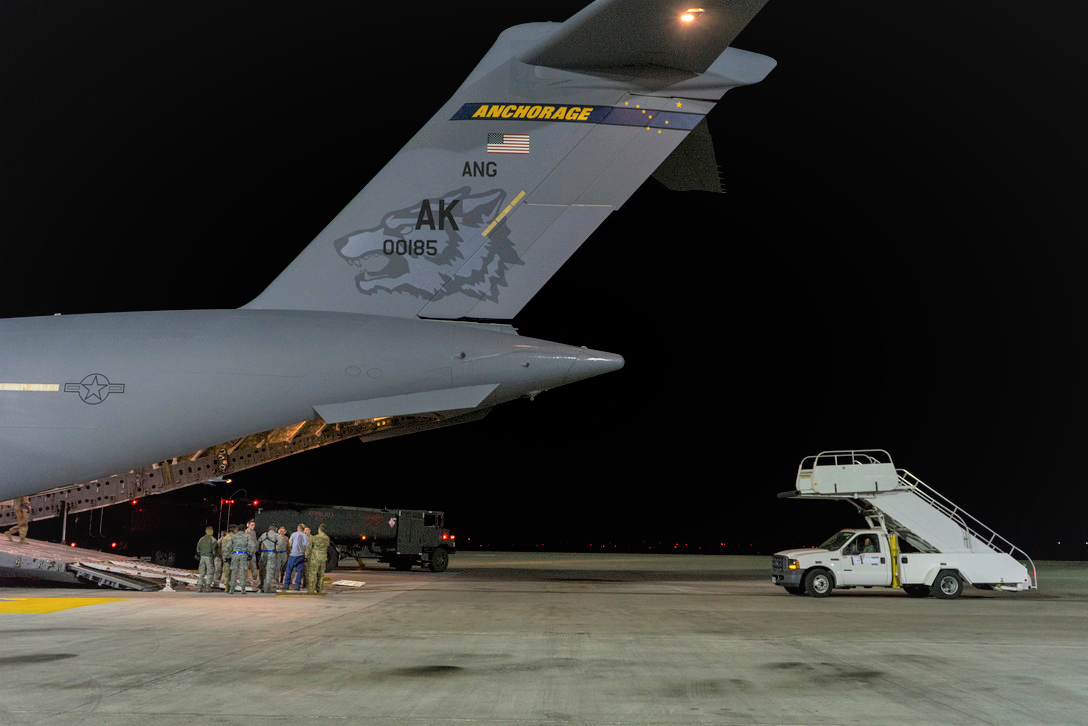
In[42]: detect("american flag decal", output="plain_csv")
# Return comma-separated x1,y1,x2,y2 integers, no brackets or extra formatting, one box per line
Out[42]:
487,133,530,155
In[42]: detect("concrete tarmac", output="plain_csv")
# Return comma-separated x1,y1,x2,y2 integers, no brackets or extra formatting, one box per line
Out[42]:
0,553,1085,725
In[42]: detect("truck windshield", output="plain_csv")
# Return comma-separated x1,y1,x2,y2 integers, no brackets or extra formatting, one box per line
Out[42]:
818,531,857,551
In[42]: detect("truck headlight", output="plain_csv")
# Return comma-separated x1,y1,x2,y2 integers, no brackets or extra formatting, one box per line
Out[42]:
787,559,800,570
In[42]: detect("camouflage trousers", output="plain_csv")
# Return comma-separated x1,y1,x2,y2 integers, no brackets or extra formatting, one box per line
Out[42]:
305,558,327,594
197,554,215,590
248,556,261,588
261,552,279,593
227,556,249,593
275,552,287,586
4,523,28,542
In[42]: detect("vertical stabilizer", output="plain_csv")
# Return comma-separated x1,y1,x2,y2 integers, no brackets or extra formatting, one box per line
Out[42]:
245,0,774,320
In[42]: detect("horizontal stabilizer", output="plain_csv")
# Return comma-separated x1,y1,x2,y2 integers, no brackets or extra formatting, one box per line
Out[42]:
313,384,499,423
520,0,770,74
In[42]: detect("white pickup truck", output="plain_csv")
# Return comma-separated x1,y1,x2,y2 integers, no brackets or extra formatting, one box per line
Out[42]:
772,527,1034,598
771,451,1037,598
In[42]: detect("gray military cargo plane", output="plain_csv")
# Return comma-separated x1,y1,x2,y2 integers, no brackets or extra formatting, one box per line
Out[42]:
0,0,774,503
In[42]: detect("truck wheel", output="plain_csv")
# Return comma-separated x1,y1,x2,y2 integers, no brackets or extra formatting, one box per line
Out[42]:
931,570,963,599
326,545,340,571
804,568,834,598
428,547,449,573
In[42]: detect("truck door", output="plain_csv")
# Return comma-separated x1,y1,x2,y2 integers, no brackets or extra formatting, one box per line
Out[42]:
839,534,891,587
396,511,424,555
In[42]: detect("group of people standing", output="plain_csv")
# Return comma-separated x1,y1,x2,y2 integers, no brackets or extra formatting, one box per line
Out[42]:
195,519,331,594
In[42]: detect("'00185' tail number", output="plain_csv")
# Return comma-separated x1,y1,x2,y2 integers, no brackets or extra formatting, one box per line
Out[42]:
384,239,438,256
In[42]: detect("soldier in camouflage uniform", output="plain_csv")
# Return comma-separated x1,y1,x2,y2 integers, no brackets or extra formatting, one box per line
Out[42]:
217,529,234,590
211,532,223,588
257,524,279,593
227,524,254,594
275,526,289,589
244,520,260,588
301,526,312,590
305,523,332,594
4,496,30,544
195,526,217,592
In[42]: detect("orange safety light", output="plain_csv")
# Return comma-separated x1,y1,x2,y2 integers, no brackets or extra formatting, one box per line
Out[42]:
70,542,77,547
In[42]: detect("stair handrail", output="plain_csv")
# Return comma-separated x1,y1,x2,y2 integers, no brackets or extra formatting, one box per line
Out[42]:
897,468,1037,588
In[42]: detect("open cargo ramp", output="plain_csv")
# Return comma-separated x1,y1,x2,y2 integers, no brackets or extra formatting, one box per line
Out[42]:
0,537,197,591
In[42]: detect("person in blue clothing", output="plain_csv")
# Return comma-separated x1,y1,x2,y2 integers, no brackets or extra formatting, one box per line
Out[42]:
284,523,309,591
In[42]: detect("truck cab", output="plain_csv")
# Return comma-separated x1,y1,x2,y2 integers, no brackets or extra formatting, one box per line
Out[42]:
773,529,896,596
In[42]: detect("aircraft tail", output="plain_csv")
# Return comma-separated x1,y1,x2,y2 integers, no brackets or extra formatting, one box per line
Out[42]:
245,0,775,321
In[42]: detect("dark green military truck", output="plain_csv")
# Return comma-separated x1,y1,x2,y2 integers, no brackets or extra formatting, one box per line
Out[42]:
257,503,455,572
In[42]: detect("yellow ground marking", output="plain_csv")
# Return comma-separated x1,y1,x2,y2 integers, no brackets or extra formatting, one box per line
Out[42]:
275,591,327,597
0,598,126,614
482,190,526,237
0,383,59,392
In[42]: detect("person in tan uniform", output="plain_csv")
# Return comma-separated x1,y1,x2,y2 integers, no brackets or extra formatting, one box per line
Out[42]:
4,496,30,544
218,528,236,591
305,523,332,594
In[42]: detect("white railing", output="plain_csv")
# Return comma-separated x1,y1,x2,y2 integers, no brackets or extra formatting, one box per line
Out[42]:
797,449,892,475
898,469,1037,588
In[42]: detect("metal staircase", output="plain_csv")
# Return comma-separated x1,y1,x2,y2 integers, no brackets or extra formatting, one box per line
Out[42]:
788,449,1037,588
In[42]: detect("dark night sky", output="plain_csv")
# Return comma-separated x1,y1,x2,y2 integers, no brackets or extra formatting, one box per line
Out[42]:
2,2,1086,558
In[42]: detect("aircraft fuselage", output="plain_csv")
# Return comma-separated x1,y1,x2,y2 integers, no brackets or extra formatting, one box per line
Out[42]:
0,310,621,497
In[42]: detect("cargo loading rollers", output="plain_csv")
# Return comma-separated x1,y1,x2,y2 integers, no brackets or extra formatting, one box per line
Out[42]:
0,537,198,591
772,450,1036,598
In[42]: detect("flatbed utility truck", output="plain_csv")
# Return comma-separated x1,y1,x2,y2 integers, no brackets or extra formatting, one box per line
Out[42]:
771,451,1036,598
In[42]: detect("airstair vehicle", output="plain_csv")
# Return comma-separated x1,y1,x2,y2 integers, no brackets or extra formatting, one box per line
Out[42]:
772,450,1036,598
